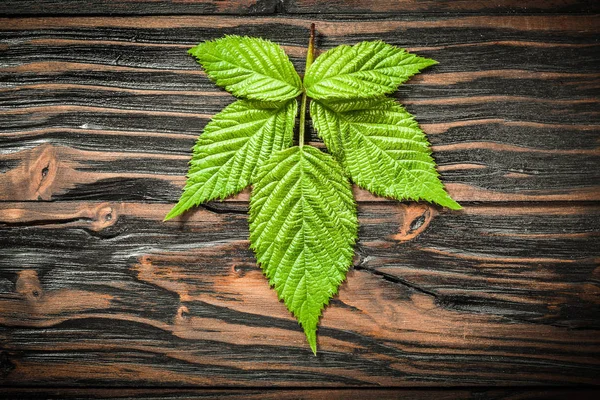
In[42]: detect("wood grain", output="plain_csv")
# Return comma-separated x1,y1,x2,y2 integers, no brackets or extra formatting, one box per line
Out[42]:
1,15,598,203
0,5,599,392
284,0,600,14
0,0,280,16
0,202,599,386
1,0,597,15
2,388,600,400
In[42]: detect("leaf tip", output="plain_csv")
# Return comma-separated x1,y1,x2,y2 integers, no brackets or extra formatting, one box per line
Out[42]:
447,199,462,210
298,308,323,356
305,327,318,355
420,56,438,68
164,205,183,222
438,195,462,210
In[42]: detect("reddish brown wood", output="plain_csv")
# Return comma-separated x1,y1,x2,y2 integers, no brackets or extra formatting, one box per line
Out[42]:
1,0,598,15
2,388,600,399
0,202,598,386
0,0,280,15
284,0,600,14
0,5,598,393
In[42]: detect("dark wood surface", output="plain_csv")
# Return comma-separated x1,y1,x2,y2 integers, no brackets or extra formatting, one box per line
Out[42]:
2,388,600,400
1,0,598,15
0,0,599,397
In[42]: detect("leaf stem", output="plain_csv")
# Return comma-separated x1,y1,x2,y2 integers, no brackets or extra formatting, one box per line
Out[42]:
299,23,315,148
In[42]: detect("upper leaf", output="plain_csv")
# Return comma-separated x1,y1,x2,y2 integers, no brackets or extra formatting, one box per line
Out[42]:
249,146,358,354
165,99,297,220
189,36,303,101
304,41,437,100
311,97,461,209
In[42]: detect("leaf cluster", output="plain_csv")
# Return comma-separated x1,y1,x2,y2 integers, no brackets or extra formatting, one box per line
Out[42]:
166,33,460,353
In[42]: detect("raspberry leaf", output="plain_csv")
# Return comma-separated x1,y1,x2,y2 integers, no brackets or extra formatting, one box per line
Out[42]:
249,146,358,354
311,97,460,209
165,99,297,220
189,36,303,101
304,41,437,100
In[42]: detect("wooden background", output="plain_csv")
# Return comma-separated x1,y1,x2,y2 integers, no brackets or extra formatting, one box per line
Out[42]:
1,0,599,398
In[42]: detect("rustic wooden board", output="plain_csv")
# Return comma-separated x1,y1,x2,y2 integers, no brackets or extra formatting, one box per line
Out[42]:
1,0,598,15
284,0,600,14
1,15,598,203
2,388,600,400
0,0,281,16
0,202,599,386
0,5,599,393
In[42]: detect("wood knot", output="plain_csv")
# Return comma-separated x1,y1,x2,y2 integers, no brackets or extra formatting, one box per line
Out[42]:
15,270,43,301
176,305,190,323
232,264,243,276
231,262,257,277
1,143,58,201
391,203,437,242
90,203,118,231
29,144,58,200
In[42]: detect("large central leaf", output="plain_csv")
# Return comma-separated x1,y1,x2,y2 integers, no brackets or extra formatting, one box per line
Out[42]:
249,146,358,354
311,97,460,209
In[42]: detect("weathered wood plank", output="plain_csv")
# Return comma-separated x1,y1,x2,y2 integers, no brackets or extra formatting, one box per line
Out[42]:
2,15,598,46
0,202,598,386
0,0,280,16
1,140,598,203
2,388,599,400
1,0,598,15
1,11,599,390
0,15,598,203
0,136,600,203
1,82,597,125
284,0,600,14
1,201,597,327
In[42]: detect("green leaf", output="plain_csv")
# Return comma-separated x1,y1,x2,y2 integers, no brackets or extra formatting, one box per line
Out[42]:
170,34,457,353
189,36,303,101
311,97,461,209
165,99,297,220
304,41,437,100
249,146,358,354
